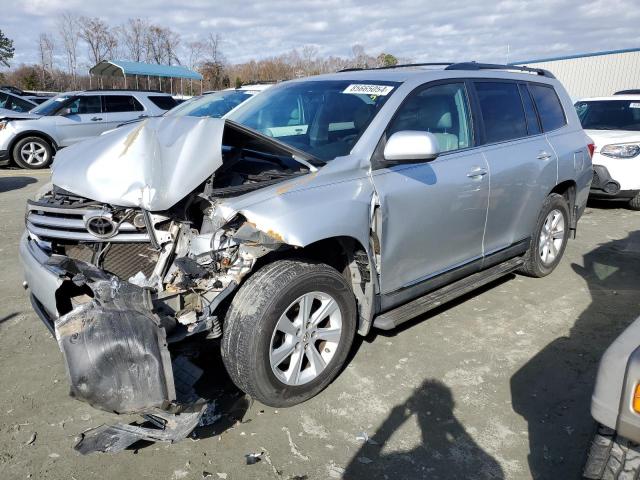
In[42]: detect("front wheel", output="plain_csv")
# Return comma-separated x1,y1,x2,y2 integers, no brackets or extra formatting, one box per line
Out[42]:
12,136,53,169
584,425,640,479
519,193,570,277
221,259,357,407
628,192,640,211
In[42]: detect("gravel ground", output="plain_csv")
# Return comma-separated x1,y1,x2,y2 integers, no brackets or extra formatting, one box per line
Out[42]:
0,169,639,480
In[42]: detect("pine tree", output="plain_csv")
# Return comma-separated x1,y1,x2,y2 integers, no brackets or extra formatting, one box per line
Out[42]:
0,30,15,68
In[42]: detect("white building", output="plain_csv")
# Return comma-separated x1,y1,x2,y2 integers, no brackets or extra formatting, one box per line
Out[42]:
512,47,640,100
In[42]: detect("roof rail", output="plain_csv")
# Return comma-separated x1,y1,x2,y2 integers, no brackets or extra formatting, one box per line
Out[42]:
339,62,453,72
445,62,555,78
83,88,165,93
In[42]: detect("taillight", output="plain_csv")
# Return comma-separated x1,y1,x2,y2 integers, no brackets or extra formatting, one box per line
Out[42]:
587,143,595,158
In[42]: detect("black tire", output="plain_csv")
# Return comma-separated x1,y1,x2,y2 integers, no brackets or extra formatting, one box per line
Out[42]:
12,136,53,169
628,193,640,211
584,425,640,479
221,259,357,407
519,193,570,278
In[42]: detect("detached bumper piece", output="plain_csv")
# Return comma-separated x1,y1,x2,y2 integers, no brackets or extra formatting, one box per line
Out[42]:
590,165,638,199
53,260,175,414
49,259,216,454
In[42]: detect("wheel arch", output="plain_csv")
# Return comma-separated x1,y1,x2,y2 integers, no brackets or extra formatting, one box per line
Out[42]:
9,130,59,158
251,235,378,337
550,179,577,232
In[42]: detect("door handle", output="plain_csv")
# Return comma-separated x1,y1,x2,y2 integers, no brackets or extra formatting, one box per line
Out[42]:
537,151,552,160
91,117,103,121
466,167,488,179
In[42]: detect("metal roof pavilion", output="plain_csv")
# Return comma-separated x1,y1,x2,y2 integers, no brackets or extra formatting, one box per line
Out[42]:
89,60,203,94
90,60,202,80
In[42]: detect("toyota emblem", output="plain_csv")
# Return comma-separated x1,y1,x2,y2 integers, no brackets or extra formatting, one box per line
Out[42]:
85,215,118,239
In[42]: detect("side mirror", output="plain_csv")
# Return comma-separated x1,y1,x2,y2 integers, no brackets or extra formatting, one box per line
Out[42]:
383,131,440,162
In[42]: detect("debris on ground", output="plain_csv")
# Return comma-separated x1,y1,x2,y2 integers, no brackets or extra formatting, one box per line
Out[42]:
245,451,262,465
358,456,373,464
25,432,36,446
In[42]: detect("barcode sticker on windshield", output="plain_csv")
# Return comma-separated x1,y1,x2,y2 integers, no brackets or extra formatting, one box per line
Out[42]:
630,102,640,108
343,84,394,96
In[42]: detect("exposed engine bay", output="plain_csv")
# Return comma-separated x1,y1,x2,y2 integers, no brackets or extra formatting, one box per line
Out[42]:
23,119,318,444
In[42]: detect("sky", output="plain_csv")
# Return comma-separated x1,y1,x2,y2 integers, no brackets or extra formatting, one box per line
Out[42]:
3,0,640,69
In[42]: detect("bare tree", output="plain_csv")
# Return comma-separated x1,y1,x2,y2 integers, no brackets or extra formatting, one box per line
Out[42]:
186,40,205,70
58,12,80,88
38,33,55,87
205,33,224,65
79,17,118,66
119,18,148,62
145,25,181,65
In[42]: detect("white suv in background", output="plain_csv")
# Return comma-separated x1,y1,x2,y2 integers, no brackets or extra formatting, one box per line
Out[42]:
0,90,177,169
575,94,640,209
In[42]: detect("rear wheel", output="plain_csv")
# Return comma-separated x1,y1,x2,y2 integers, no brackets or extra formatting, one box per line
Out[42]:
519,193,570,277
221,259,357,407
12,136,53,169
584,425,640,479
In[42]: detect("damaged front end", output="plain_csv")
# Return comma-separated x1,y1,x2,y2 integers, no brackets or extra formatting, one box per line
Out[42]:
20,117,313,448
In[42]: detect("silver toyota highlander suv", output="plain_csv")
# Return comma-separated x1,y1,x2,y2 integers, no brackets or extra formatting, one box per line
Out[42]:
19,63,593,429
0,89,177,169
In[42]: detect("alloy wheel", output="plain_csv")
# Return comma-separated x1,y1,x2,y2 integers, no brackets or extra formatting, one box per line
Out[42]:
269,291,343,386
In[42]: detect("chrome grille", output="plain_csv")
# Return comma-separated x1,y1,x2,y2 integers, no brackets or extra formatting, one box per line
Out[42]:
26,201,150,243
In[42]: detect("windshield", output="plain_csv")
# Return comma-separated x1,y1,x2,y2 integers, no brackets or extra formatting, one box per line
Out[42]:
167,90,254,118
227,80,400,161
575,100,640,131
31,94,75,116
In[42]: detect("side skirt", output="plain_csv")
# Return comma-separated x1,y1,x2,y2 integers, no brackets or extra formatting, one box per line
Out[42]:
373,256,524,330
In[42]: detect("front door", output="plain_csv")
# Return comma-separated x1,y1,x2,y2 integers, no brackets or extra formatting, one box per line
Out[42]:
55,95,104,146
371,81,489,298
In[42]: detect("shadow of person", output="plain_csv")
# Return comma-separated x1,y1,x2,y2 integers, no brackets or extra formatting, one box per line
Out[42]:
0,176,37,193
343,379,504,479
511,230,640,479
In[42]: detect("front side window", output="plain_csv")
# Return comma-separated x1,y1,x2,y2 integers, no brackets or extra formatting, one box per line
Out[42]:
529,84,566,131
66,96,101,114
32,94,74,116
575,100,640,131
0,93,34,112
227,80,399,161
475,81,528,143
104,95,144,113
387,82,472,153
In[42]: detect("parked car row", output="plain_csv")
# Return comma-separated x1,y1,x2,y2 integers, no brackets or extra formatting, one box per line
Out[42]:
0,84,271,169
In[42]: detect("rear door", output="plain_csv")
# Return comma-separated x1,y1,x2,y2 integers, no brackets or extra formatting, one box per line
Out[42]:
473,80,557,259
55,95,104,146
103,95,147,130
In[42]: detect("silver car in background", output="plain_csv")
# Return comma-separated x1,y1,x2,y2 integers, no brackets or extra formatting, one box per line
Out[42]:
19,63,592,434
0,90,177,169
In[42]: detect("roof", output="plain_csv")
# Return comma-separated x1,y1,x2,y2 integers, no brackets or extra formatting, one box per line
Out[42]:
511,47,640,65
577,95,640,102
90,60,203,80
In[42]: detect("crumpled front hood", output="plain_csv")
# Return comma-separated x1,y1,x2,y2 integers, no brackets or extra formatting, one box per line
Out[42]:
0,109,41,120
52,116,225,211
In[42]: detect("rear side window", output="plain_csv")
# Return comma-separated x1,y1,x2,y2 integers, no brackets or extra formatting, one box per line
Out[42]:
104,95,144,113
475,82,527,143
518,84,542,135
529,84,566,131
148,96,178,110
